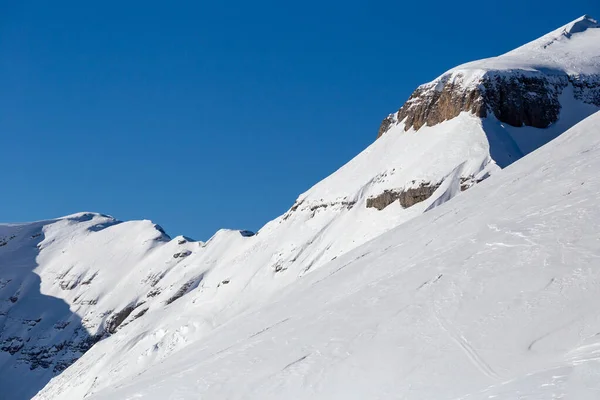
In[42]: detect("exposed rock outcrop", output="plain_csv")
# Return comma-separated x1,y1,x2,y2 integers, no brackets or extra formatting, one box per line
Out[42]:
172,250,192,259
165,274,204,305
571,74,600,105
366,183,441,210
377,72,600,137
105,305,137,334
387,77,486,133
377,114,396,138
2,327,104,374
482,74,568,128
282,199,356,221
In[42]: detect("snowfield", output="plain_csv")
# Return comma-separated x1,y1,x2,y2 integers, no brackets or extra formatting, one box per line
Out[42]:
1,14,599,400
36,110,600,400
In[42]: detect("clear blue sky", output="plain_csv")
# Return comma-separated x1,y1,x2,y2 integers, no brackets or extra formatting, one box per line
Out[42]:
1,1,598,240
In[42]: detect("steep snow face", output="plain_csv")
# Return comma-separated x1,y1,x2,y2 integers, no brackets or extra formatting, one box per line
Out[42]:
36,111,600,400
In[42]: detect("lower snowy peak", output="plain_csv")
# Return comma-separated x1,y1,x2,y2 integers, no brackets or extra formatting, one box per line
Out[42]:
36,111,600,400
0,212,269,399
0,213,175,399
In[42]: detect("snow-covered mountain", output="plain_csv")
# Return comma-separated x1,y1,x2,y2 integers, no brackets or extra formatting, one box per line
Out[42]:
0,15,598,400
40,107,600,400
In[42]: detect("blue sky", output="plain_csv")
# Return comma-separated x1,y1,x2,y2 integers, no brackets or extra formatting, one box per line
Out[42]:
1,1,598,240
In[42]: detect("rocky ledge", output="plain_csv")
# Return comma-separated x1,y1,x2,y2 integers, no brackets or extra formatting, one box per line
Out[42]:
366,183,441,210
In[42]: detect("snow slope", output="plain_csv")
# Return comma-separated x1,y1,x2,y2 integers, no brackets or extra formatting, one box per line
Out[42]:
36,110,600,400
1,15,599,400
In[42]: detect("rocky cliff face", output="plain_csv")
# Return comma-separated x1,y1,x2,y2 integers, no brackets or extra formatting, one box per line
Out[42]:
378,72,600,137
382,77,487,134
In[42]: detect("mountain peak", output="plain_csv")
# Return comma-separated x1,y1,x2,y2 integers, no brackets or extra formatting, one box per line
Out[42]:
563,14,598,37
533,14,600,48
376,14,600,138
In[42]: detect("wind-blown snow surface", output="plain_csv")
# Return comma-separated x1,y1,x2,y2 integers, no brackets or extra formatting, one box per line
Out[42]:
36,111,600,399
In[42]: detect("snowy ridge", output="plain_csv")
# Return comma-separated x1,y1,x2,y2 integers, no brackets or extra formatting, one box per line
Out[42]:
1,15,600,400
37,110,600,399
447,15,600,86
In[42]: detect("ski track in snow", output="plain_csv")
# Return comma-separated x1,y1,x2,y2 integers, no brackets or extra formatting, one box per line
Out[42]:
433,303,503,382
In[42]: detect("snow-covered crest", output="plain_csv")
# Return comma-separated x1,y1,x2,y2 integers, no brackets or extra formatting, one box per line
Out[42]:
445,14,600,86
